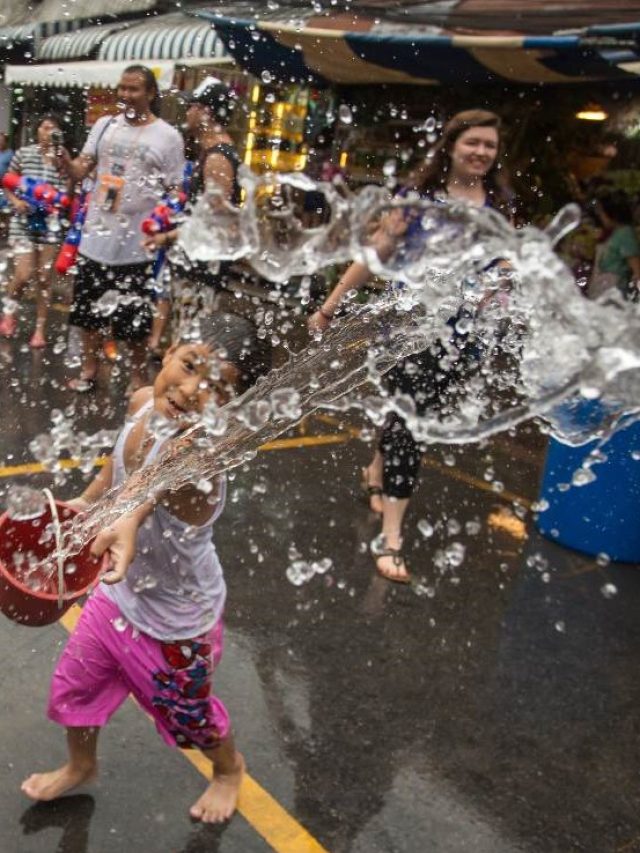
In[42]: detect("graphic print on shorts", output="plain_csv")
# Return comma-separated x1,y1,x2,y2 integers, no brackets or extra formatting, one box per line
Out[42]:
151,637,221,749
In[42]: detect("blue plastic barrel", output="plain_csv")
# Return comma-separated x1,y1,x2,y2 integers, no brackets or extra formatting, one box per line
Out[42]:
537,404,640,563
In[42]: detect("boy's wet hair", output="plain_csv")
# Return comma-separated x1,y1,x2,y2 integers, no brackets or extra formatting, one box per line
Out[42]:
183,312,270,393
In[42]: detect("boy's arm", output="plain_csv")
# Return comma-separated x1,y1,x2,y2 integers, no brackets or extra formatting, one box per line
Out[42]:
90,498,155,584
66,455,115,511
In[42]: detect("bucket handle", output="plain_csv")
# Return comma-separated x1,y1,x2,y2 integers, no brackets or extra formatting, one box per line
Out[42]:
42,488,65,610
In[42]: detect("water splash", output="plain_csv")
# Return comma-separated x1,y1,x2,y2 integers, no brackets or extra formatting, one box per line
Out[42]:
13,186,640,567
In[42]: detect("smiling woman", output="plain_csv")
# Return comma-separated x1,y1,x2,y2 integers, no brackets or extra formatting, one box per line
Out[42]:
308,108,515,583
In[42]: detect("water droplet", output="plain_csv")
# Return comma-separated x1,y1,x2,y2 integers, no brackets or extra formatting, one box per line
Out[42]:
417,519,434,538
571,467,596,487
338,104,353,124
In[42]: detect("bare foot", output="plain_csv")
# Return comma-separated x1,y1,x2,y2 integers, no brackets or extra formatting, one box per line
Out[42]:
375,538,411,584
21,763,96,801
376,553,411,583
189,753,245,823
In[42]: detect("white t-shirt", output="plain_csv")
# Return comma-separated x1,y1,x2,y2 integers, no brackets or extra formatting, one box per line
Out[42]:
79,114,185,266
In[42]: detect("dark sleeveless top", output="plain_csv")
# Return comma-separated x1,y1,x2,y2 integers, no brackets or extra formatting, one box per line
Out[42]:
176,142,241,288
190,142,241,207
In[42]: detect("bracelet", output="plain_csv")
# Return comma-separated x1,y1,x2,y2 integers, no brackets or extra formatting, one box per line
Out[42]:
318,306,334,321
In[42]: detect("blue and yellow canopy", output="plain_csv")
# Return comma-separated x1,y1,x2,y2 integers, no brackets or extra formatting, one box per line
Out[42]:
193,8,640,87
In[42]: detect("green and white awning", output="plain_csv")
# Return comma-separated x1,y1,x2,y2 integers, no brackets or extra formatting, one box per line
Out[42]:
0,19,83,52
5,59,178,91
38,23,130,61
97,14,228,62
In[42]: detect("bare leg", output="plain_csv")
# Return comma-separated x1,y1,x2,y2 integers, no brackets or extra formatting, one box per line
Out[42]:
0,245,35,337
33,244,57,337
376,495,411,582
362,449,384,514
7,243,36,301
81,328,101,378
3,243,35,310
21,726,99,801
190,733,245,823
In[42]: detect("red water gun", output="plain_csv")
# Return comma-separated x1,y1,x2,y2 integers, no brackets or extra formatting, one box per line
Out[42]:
141,192,188,237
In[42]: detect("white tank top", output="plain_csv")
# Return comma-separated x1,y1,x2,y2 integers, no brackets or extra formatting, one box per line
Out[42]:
101,401,227,641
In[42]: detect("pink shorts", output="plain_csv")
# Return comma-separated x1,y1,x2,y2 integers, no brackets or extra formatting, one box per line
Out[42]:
48,587,230,750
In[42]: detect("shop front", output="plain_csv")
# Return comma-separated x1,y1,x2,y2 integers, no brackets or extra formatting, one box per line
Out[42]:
192,5,640,211
4,13,244,154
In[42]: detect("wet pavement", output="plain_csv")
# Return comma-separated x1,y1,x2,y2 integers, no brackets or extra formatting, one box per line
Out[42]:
1,302,639,853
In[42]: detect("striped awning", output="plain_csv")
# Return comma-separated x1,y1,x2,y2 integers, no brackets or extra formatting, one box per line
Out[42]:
193,9,640,86
5,59,177,91
97,14,228,62
38,23,130,61
0,19,83,50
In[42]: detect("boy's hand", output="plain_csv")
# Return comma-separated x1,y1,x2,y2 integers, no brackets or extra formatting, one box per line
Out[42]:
307,309,331,334
91,512,140,585
65,497,90,512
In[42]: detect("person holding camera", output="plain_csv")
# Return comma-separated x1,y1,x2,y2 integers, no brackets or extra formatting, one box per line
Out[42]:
59,65,185,393
0,114,70,348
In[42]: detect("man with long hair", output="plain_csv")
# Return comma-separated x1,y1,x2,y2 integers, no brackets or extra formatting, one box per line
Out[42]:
60,66,185,393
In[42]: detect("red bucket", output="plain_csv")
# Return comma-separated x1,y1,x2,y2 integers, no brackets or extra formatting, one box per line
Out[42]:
0,502,100,626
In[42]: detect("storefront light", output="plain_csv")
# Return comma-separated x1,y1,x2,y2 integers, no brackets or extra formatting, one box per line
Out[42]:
244,132,256,165
576,103,608,122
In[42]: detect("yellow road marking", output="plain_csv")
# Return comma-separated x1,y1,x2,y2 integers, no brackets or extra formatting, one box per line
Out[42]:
0,433,350,480
421,457,532,509
0,423,530,509
59,605,329,853
0,457,108,478
262,434,349,451
310,413,532,508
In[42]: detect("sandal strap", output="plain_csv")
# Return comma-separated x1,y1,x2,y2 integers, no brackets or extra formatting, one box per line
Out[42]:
376,547,406,568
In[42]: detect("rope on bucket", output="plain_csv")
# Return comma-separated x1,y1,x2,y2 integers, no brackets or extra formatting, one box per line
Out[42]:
42,488,65,610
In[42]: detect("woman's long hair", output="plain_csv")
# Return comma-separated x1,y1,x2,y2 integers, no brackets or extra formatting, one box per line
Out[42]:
408,109,512,214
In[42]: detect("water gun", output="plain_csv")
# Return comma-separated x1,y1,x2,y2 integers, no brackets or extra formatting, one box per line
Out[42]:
141,162,193,278
55,192,89,275
2,173,70,214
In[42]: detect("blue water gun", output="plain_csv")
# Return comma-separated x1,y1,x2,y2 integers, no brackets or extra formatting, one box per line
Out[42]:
2,173,70,235
55,192,89,274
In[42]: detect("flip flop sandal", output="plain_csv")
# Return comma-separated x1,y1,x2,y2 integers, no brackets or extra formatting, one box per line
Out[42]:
67,376,97,393
361,467,383,514
375,548,411,585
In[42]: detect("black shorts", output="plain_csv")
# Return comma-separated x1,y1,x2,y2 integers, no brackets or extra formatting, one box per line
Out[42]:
69,256,154,342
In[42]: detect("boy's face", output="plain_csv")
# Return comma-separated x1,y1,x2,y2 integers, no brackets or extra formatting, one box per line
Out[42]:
154,343,239,423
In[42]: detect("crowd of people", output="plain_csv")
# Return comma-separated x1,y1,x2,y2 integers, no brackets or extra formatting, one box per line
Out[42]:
0,65,241,393
3,64,638,826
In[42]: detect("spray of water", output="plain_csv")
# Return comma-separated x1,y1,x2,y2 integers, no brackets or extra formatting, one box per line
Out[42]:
6,177,640,568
